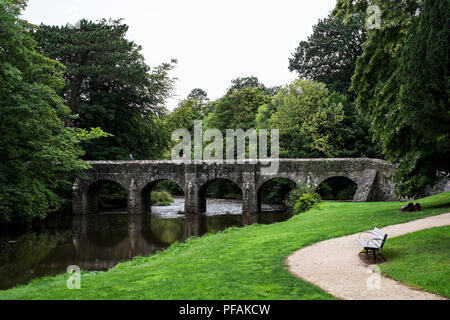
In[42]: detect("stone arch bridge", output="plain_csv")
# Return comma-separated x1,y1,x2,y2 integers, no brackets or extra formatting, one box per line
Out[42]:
72,158,396,215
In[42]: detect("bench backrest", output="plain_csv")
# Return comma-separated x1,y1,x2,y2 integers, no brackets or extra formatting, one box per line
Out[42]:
372,227,388,249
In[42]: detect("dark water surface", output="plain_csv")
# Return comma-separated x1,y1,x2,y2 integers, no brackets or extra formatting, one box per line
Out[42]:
0,199,291,290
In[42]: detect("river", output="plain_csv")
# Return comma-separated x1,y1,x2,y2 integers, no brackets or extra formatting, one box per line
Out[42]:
0,198,291,290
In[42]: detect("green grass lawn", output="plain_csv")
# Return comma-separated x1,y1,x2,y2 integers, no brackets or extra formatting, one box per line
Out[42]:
380,226,450,298
1,192,449,300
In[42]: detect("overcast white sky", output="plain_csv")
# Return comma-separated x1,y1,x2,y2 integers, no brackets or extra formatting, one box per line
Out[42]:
22,0,336,110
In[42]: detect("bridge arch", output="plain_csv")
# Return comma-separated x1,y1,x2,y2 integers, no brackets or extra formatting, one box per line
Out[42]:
257,177,297,212
198,178,243,214
314,172,361,201
316,176,358,200
140,179,185,213
83,179,129,214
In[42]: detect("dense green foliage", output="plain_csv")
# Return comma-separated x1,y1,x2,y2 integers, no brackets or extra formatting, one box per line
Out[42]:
293,192,321,215
1,192,448,299
151,191,174,206
381,226,450,298
257,79,373,158
0,0,107,224
289,13,367,95
33,19,176,160
166,90,208,133
227,76,280,96
284,184,315,210
391,0,449,196
205,86,271,132
334,0,449,197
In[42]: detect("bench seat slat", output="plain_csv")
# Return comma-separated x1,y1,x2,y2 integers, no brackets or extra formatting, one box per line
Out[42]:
373,229,386,237
358,239,381,249
373,233,386,239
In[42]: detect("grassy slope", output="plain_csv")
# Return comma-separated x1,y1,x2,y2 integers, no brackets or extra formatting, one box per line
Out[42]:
0,192,449,300
380,226,450,298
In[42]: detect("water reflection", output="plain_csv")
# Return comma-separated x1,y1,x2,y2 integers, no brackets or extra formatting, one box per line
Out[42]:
0,200,291,290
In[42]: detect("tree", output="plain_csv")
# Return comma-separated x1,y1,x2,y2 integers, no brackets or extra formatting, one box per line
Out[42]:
34,19,176,160
205,87,271,132
0,0,106,224
335,0,449,196
259,80,345,158
227,76,279,96
187,88,208,101
330,93,380,158
388,0,449,196
167,98,203,133
289,13,367,95
187,88,211,118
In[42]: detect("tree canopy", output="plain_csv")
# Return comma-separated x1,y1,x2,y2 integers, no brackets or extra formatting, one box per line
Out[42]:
258,80,345,158
289,13,367,95
0,0,107,224
33,19,176,160
205,87,272,132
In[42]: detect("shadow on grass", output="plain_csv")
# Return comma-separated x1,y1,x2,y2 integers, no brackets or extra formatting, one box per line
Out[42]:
423,202,450,209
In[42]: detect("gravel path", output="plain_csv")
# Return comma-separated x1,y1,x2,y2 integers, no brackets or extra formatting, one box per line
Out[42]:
286,213,450,300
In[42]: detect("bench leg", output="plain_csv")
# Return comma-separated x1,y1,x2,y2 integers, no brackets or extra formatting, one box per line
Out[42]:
365,249,368,255
373,250,376,263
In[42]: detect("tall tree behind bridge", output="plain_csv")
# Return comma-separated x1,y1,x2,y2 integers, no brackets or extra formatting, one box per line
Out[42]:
287,12,378,158
289,13,367,96
33,19,176,160
335,0,449,197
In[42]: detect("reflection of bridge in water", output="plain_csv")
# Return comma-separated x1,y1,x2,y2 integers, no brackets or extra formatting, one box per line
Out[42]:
70,214,168,269
73,159,397,215
68,213,262,270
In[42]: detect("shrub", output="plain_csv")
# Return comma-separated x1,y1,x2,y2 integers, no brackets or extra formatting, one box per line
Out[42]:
293,192,321,215
284,184,313,209
151,191,174,206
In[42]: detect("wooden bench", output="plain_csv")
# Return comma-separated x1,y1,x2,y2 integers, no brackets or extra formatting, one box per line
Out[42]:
357,227,388,263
